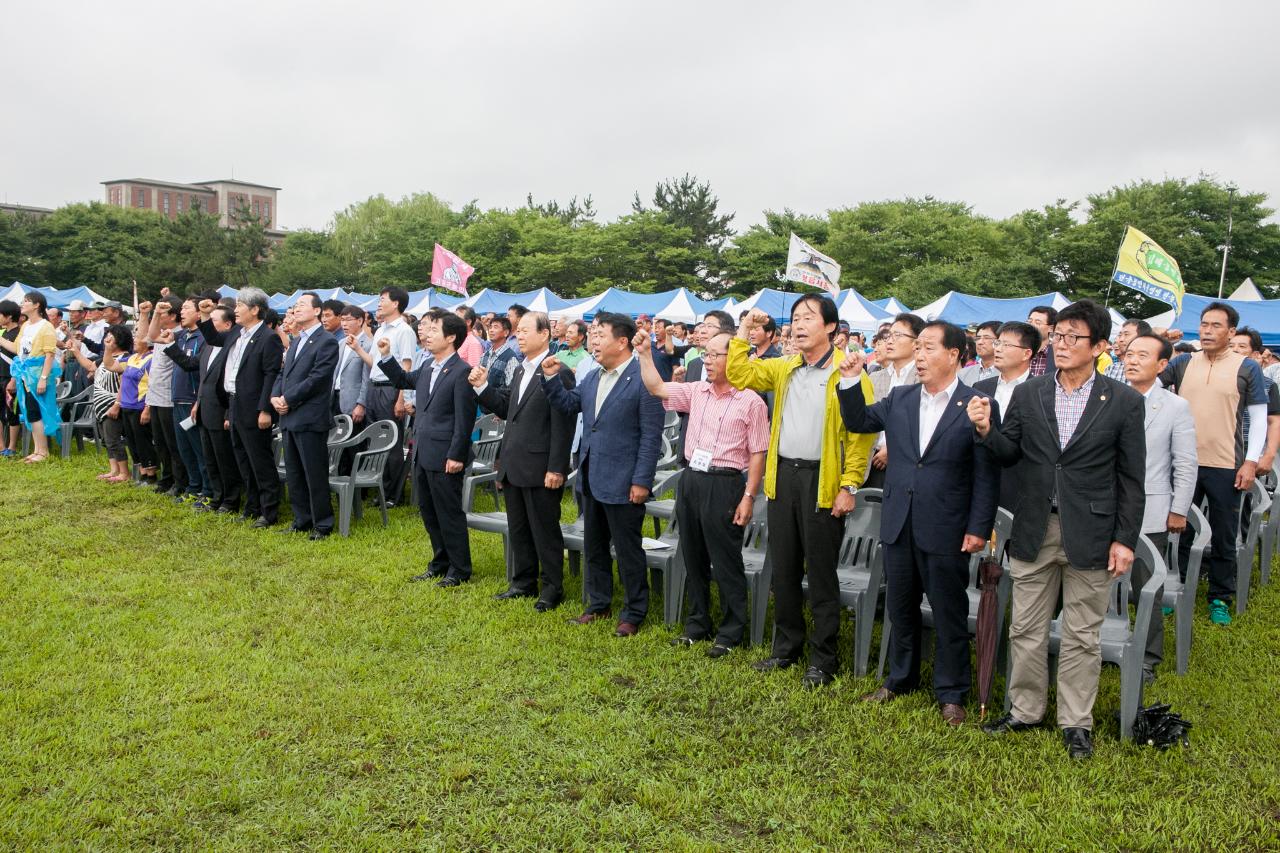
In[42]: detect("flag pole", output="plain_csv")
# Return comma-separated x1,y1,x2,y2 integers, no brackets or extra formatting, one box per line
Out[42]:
1104,226,1128,310
1217,185,1236,299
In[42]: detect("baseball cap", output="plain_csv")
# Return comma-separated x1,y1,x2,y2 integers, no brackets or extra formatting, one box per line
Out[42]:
67,299,90,311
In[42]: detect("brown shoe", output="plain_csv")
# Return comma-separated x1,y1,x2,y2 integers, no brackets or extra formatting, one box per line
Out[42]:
940,703,967,727
614,621,639,637
569,610,612,625
861,686,898,703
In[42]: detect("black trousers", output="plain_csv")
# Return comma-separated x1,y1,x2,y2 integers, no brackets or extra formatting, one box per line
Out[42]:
231,418,279,523
1138,531,1168,669
505,481,567,599
284,428,334,532
366,384,407,505
149,405,186,491
767,459,844,673
200,423,241,511
414,464,471,581
581,459,649,624
882,519,973,703
121,408,156,470
676,469,749,646
1180,466,1241,603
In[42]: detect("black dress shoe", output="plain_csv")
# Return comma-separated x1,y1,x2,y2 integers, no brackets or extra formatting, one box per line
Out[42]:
752,656,798,672
251,517,273,529
981,713,1044,736
1063,727,1093,760
436,577,463,588
215,506,236,515
309,529,331,541
707,644,735,659
801,666,835,689
493,589,537,600
534,597,561,612
277,524,310,535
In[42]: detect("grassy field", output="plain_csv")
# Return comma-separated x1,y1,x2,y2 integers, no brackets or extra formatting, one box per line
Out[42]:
2,453,1279,850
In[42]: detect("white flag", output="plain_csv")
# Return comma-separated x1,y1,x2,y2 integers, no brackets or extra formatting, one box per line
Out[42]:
784,233,841,294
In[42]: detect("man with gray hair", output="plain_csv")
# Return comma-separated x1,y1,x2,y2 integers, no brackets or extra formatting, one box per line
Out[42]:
222,286,285,527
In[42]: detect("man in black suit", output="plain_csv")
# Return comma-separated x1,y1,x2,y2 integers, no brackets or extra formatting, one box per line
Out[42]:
172,299,240,514
971,320,1039,513
837,321,1000,726
470,311,577,611
968,299,1145,760
271,293,340,540
376,308,475,587
220,287,285,528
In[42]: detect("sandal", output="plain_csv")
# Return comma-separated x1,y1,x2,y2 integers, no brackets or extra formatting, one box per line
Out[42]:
22,453,48,464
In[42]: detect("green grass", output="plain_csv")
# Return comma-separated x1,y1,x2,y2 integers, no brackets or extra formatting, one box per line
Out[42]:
2,453,1279,850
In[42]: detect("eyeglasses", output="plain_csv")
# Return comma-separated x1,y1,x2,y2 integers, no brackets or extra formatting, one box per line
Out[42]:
992,341,1031,351
1050,332,1091,347
888,331,917,341
703,351,728,361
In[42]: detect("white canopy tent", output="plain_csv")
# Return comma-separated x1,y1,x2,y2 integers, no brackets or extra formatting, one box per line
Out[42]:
1229,277,1265,301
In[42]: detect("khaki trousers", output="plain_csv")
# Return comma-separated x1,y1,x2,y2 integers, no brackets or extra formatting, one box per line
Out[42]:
1007,514,1114,730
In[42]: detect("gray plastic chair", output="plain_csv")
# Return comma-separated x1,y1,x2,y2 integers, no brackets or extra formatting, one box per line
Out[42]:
1258,471,1278,588
645,467,685,537
466,435,504,511
462,453,512,583
67,395,99,455
561,470,587,597
57,386,92,458
1164,504,1209,675
1027,535,1165,741
1236,479,1271,615
741,494,772,646
328,420,399,537
643,510,683,626
877,507,1015,683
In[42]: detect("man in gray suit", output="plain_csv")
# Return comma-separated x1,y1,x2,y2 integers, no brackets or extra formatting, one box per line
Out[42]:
334,305,372,420
1125,333,1197,682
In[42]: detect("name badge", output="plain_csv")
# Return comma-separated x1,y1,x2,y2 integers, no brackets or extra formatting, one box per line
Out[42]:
689,448,713,472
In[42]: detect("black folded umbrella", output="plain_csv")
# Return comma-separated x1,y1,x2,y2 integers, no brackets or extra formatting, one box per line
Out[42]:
1132,703,1193,749
975,546,1004,721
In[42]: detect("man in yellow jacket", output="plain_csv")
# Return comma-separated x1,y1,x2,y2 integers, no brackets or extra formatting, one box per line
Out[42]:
728,296,875,688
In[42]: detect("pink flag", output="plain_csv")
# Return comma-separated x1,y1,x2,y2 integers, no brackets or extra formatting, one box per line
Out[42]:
431,244,474,296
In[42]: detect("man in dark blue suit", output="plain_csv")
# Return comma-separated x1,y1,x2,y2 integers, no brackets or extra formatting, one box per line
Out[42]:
376,308,475,587
542,311,665,636
836,320,1000,726
271,293,339,540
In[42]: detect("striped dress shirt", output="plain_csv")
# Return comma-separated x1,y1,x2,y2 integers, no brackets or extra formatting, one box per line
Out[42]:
663,381,770,470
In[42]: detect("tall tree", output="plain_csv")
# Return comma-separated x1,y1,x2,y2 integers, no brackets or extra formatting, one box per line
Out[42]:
633,174,734,292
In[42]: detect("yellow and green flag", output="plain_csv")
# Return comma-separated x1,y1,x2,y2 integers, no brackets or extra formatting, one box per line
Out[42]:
1111,225,1185,314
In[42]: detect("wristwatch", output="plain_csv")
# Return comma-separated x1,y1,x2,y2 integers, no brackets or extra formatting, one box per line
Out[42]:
842,486,858,496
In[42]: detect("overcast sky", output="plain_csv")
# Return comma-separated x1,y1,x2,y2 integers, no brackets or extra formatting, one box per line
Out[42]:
6,1,1278,233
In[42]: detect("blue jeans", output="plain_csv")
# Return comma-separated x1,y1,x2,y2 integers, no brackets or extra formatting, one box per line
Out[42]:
172,401,210,497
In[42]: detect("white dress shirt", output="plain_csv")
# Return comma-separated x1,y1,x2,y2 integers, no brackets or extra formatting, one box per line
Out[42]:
918,376,960,452
223,320,263,395
370,316,416,382
993,369,1030,416
517,349,548,402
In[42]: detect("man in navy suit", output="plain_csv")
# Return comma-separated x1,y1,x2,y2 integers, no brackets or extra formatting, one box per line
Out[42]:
216,287,285,528
836,320,1000,726
271,293,339,540
376,308,475,587
542,311,665,636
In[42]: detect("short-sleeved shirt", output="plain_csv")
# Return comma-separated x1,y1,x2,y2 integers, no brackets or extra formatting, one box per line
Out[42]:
556,345,588,370
145,329,175,407
370,317,416,381
120,352,153,410
1162,351,1268,469
662,381,770,470
777,349,837,460
18,319,57,358
456,332,485,368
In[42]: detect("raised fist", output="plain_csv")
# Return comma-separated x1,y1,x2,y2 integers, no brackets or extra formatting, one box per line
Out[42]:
967,396,992,435
745,308,771,330
838,348,865,378
468,367,487,387
198,299,215,316
541,355,562,377
376,337,391,355
632,331,651,355
138,300,153,314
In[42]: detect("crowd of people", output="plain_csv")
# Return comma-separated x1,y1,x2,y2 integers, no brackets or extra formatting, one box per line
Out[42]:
5,284,1276,761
